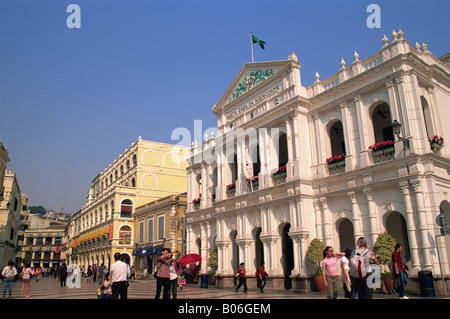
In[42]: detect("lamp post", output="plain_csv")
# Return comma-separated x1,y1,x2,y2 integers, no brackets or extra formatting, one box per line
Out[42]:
392,120,410,155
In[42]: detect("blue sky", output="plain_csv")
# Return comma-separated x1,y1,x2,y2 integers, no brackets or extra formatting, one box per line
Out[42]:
0,0,448,213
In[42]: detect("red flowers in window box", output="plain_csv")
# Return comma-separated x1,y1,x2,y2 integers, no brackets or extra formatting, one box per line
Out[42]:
192,198,201,204
368,140,395,152
271,165,286,176
428,135,444,146
226,183,236,190
326,153,345,164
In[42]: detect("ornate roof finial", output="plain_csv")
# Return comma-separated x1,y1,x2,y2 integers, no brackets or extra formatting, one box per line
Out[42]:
382,35,389,46
353,51,359,61
289,52,298,61
415,42,421,51
315,72,320,82
391,30,398,41
398,29,404,39
340,58,346,69
421,42,429,53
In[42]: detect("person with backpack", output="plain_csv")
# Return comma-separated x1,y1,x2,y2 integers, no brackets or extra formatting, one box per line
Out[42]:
350,237,379,299
322,246,345,299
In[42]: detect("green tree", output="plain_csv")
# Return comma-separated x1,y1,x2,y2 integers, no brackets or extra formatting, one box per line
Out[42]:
305,238,325,274
207,248,218,270
29,205,47,215
373,231,397,274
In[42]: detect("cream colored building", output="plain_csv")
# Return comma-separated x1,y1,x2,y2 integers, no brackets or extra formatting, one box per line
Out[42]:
0,141,10,202
69,137,189,268
133,193,187,275
0,170,21,268
186,30,450,293
21,225,67,268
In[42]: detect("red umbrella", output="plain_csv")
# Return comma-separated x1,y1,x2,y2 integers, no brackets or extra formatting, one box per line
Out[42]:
178,253,202,265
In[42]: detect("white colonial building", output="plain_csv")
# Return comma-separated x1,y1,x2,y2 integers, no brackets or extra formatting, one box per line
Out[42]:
185,30,450,293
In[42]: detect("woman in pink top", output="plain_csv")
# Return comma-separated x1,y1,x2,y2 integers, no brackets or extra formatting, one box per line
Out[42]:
322,246,345,299
21,263,34,298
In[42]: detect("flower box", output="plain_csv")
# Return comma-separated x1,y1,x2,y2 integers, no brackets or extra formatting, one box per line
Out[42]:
211,194,216,203
369,140,395,152
192,198,201,209
369,141,395,163
326,153,345,164
326,153,346,174
428,135,443,152
271,165,287,185
226,183,236,198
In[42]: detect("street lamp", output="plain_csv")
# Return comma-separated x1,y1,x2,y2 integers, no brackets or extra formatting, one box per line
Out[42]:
392,120,410,154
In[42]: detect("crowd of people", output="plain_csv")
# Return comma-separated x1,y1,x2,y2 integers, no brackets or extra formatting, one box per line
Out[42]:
321,237,409,299
1,237,410,299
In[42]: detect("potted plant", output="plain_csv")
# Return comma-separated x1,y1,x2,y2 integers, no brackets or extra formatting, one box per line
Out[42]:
428,135,444,152
305,238,326,292
373,231,397,295
270,165,287,184
192,197,201,209
207,248,218,285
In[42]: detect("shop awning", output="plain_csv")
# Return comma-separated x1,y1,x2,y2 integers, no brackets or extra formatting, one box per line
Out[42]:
132,247,143,256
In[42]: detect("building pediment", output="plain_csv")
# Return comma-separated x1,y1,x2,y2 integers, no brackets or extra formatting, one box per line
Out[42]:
214,57,300,112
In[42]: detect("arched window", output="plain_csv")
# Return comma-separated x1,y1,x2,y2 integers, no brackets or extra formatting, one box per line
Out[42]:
329,120,346,157
278,133,288,167
120,199,133,218
372,102,394,143
421,96,433,138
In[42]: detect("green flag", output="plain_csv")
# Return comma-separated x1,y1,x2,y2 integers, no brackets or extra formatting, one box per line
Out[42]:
251,34,266,50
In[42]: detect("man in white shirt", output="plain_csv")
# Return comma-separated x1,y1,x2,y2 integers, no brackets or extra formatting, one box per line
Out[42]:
110,252,131,299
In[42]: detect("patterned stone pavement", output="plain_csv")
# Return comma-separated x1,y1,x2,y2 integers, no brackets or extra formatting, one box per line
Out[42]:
0,275,437,300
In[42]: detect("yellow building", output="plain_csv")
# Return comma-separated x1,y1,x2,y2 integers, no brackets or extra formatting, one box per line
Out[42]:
133,193,187,275
69,137,189,269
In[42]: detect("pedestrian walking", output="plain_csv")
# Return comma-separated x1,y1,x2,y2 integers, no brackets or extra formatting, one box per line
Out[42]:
2,260,17,299
169,251,181,299
256,262,268,293
235,262,248,293
86,265,92,282
20,262,34,298
341,249,354,299
392,243,409,299
110,252,131,299
59,263,68,287
350,237,379,299
98,264,105,284
155,248,175,299
34,267,42,282
322,246,345,299
130,266,136,281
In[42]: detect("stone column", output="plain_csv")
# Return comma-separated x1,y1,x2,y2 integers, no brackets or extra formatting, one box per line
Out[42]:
363,188,379,247
399,181,421,271
313,200,323,241
348,191,363,244
354,95,370,167
320,197,332,247
411,179,432,269
285,117,294,181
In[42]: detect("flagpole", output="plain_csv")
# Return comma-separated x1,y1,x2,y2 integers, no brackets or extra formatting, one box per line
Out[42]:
250,32,254,63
